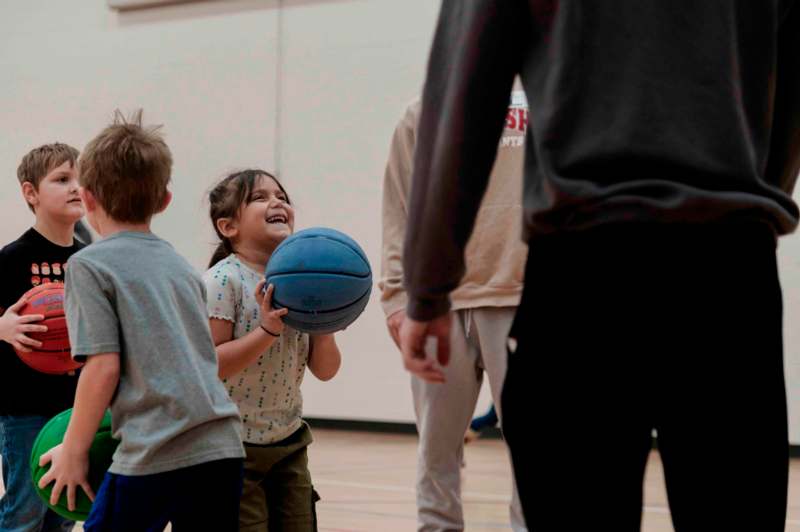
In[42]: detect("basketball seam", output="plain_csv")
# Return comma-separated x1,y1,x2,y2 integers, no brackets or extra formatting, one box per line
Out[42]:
272,234,369,263
267,271,371,279
272,286,372,314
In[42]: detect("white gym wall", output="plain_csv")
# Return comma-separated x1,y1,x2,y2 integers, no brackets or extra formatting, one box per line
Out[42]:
1,0,798,441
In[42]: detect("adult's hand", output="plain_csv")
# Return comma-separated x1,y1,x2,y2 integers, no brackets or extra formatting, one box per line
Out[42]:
399,313,451,383
385,309,406,349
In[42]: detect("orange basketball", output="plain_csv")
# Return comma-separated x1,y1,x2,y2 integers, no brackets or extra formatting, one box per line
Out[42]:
14,283,82,375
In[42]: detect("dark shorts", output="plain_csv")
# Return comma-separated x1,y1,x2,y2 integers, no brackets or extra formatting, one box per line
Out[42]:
84,458,244,532
240,422,320,532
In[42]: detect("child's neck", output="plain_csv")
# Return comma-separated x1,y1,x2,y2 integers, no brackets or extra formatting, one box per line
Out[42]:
33,217,76,247
234,244,273,273
95,218,151,238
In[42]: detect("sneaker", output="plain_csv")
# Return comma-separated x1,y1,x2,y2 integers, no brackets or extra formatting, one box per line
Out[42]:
464,428,480,444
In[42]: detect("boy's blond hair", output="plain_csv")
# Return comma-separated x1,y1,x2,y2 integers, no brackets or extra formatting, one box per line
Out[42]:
80,110,172,223
17,143,80,212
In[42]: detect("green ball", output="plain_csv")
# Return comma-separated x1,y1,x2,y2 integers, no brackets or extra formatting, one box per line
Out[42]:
29,408,118,522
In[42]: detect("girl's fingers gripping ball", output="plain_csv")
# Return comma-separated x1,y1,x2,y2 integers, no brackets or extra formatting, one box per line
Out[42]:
254,279,267,306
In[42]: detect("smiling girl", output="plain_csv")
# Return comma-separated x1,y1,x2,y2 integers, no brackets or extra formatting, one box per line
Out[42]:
203,169,340,531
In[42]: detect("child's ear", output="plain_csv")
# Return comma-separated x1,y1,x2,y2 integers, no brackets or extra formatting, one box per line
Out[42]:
21,182,38,209
156,190,172,214
79,187,97,212
216,217,238,240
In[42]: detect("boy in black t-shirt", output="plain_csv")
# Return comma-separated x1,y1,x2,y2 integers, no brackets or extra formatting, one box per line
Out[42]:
0,143,86,531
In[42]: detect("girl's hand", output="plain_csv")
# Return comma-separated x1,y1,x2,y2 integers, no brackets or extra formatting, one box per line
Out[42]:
38,443,95,511
0,295,47,353
255,280,288,337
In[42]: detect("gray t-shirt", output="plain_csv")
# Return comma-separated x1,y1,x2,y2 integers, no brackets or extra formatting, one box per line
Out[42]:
65,231,244,476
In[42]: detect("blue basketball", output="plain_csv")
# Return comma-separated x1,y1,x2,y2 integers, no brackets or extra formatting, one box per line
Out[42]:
265,227,372,334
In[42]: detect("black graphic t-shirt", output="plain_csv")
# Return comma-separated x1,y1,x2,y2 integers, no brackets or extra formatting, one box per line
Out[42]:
0,228,85,416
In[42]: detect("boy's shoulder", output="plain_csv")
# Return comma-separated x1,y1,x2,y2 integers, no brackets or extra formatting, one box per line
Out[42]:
67,235,113,265
69,234,201,297
0,229,84,306
74,231,168,258
0,228,84,261
0,229,37,258
70,232,189,280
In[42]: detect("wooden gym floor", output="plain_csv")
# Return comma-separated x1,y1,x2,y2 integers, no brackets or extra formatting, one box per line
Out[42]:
4,428,800,531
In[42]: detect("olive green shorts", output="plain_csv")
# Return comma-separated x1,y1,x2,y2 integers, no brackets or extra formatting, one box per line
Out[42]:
239,423,320,532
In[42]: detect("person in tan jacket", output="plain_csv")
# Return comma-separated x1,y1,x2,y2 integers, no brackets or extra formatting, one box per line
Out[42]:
380,88,529,532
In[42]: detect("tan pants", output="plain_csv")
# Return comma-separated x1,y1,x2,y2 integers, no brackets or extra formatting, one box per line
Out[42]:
240,423,320,532
413,307,527,532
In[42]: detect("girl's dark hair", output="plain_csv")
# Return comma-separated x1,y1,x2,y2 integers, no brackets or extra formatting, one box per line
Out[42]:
208,169,290,268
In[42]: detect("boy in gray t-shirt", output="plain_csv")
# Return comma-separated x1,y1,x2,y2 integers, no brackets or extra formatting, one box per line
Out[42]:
36,111,245,531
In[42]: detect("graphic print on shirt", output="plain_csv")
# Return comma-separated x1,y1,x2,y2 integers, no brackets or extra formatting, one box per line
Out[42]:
501,90,529,148
29,260,69,288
